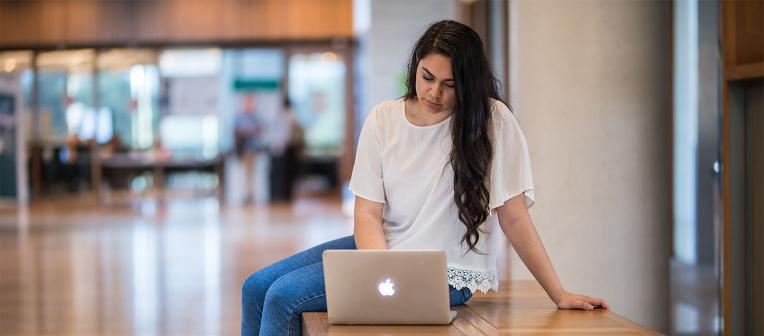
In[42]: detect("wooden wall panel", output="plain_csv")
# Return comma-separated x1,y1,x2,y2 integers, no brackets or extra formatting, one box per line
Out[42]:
168,0,224,41
0,0,353,49
222,0,264,41
0,2,37,45
223,1,288,40
286,0,327,38
295,0,352,38
36,1,66,45
732,0,763,65
722,0,764,80
100,1,137,44
135,1,171,43
64,1,99,45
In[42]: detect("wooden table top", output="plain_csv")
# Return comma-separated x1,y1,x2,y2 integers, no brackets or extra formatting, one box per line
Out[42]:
303,280,660,335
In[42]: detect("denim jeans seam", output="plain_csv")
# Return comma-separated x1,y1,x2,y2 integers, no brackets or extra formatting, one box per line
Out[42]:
286,293,326,336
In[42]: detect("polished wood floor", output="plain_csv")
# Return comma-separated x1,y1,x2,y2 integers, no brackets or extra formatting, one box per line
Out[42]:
0,193,354,336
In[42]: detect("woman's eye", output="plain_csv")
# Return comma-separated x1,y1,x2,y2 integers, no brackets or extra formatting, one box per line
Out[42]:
423,75,434,81
445,83,454,88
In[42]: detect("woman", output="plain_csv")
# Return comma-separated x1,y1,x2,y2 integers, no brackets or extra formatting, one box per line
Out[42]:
241,20,608,336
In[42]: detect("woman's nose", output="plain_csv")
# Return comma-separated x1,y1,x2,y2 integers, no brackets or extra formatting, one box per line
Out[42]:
430,83,442,99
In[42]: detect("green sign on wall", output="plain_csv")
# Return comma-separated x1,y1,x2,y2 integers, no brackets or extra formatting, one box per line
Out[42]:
233,79,280,92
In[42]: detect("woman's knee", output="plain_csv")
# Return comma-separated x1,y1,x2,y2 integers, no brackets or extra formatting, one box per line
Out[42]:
261,278,292,315
261,267,323,316
262,277,325,332
242,270,272,305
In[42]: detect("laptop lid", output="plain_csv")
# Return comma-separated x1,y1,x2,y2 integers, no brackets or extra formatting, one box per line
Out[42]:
322,250,455,325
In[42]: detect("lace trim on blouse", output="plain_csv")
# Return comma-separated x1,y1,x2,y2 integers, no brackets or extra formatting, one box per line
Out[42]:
447,265,499,294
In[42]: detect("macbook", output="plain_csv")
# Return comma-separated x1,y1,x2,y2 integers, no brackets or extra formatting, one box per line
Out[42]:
322,250,457,325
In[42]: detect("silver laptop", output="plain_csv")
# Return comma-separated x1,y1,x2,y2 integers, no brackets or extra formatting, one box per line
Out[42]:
322,250,457,325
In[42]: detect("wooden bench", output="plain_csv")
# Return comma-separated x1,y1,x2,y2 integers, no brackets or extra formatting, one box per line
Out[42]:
303,280,660,335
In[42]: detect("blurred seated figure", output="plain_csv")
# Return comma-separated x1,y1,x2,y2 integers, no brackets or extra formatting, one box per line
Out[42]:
58,134,91,192
103,134,128,157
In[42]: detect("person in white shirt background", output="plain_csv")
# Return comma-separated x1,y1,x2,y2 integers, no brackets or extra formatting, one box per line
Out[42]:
241,19,608,336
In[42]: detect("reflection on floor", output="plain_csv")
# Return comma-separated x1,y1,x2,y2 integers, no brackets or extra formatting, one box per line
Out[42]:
0,194,353,336
670,260,721,335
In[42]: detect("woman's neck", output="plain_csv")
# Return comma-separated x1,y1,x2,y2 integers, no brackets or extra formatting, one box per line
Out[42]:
405,98,452,126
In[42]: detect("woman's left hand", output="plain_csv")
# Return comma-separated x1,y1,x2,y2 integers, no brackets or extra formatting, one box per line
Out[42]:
554,291,609,311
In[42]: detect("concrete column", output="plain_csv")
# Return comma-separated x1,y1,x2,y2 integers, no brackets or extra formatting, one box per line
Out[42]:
509,0,671,331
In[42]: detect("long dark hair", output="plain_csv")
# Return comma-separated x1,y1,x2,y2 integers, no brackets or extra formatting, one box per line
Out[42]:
404,20,505,254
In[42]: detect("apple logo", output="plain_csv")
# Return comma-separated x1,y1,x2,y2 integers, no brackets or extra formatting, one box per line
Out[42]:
378,278,395,296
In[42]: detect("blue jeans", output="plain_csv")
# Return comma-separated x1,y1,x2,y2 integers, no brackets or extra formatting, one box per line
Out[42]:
241,235,473,336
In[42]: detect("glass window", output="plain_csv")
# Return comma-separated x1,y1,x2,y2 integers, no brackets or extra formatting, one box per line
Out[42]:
225,48,285,154
158,48,223,159
36,49,96,144
288,51,346,158
0,51,33,141
97,49,160,149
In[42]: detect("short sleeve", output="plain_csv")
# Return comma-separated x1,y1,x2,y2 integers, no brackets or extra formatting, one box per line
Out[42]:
489,103,535,209
348,109,386,203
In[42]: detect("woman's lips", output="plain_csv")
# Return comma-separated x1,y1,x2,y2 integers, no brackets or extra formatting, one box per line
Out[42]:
424,98,441,109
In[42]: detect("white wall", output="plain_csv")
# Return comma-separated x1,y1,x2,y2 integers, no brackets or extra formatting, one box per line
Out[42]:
508,0,671,332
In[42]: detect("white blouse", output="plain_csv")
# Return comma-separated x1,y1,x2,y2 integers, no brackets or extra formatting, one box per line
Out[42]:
348,98,535,293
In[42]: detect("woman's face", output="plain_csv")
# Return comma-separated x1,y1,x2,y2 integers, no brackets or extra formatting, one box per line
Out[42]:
415,53,456,115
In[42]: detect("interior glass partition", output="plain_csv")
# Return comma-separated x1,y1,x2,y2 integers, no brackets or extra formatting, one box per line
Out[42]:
97,49,160,150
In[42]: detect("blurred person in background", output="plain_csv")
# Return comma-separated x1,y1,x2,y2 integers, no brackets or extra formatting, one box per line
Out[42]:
242,20,608,336
269,96,304,202
234,93,266,204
